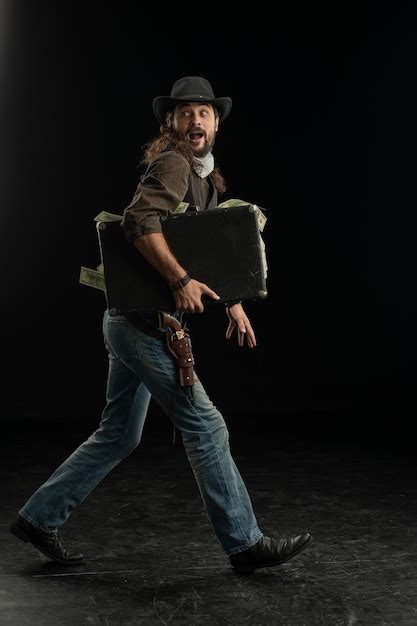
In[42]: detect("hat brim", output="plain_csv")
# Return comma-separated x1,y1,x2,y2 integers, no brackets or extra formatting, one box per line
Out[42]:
153,96,232,124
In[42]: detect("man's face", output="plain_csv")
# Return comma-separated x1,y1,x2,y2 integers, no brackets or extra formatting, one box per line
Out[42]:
168,103,219,157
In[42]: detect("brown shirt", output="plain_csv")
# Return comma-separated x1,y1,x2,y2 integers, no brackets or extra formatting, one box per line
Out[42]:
119,148,216,338
121,150,211,242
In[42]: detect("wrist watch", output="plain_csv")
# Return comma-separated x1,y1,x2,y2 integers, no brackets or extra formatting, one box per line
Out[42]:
225,299,242,307
169,273,191,291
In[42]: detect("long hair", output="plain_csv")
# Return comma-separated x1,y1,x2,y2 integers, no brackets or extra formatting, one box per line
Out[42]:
141,119,226,194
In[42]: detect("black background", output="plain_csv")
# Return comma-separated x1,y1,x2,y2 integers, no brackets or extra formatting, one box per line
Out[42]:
2,3,416,421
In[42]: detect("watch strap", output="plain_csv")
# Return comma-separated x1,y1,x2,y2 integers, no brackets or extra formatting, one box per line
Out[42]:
169,273,191,291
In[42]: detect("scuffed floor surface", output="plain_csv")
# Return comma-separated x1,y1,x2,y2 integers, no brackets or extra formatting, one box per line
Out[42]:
1,412,416,625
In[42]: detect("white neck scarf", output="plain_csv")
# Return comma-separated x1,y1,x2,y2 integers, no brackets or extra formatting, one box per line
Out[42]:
192,152,214,178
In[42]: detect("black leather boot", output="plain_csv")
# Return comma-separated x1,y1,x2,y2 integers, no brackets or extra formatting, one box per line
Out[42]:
9,515,84,565
229,532,312,575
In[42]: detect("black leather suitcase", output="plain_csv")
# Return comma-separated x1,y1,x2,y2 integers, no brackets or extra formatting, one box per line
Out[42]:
97,205,267,314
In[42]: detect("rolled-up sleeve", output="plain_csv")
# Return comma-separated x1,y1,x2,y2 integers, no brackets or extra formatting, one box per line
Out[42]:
121,151,190,243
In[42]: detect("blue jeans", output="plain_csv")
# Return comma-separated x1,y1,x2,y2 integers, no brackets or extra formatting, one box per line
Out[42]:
19,309,263,556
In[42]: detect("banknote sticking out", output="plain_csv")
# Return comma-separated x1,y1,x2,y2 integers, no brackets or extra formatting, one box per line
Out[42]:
79,267,106,292
217,199,267,232
94,211,123,222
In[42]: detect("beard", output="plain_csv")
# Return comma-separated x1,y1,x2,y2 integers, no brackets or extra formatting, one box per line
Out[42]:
188,129,216,158
191,134,216,158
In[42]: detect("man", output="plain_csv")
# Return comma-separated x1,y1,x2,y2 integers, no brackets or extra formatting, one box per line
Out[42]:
9,76,312,575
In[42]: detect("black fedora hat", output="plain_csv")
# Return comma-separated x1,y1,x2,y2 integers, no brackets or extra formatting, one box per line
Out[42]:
153,76,232,124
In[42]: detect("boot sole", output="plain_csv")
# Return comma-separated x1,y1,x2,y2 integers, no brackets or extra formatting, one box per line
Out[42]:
232,533,313,575
9,522,84,565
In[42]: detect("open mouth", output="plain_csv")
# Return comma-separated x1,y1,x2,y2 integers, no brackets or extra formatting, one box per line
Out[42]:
187,132,205,145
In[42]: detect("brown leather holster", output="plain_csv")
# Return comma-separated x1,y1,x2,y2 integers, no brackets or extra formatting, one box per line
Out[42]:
159,313,195,387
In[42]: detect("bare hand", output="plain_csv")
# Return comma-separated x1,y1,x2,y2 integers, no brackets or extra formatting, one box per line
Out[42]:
225,303,257,348
174,278,220,313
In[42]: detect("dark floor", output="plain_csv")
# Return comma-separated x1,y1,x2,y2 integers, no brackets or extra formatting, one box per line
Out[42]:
1,411,416,625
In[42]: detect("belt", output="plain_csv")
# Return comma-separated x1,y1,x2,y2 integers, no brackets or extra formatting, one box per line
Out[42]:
123,311,164,339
